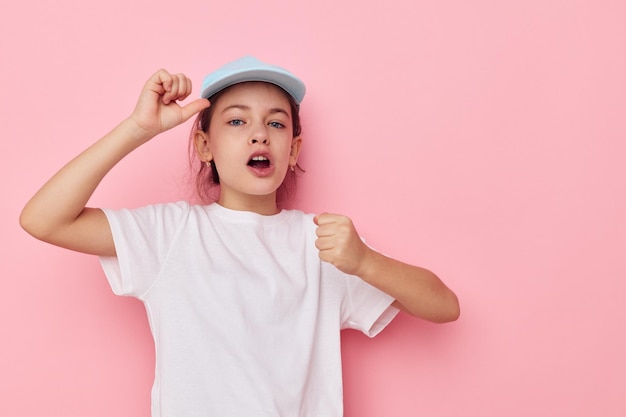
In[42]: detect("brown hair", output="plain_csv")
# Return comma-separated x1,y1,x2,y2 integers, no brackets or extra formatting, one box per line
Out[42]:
188,83,303,205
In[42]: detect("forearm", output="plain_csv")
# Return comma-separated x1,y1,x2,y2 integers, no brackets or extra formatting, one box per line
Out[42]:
357,249,460,323
20,118,149,240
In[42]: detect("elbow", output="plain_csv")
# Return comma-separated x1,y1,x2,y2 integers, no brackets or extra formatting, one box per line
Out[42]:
19,206,50,241
19,207,36,236
400,291,460,323
438,291,461,323
423,290,460,324
441,298,461,323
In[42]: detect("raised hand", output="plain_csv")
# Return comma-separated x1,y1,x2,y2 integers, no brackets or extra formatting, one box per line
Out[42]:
129,69,210,140
314,213,371,276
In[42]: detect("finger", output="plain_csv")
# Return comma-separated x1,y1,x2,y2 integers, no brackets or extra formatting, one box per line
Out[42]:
154,69,173,95
163,74,181,104
315,223,336,238
315,236,335,251
314,212,339,226
173,74,192,100
168,74,196,104
183,75,193,98
145,69,169,96
317,249,333,264
315,239,332,255
180,99,211,122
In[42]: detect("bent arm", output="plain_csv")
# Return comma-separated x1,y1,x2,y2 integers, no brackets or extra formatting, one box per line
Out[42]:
19,119,149,256
20,70,210,257
314,213,460,323
358,249,460,323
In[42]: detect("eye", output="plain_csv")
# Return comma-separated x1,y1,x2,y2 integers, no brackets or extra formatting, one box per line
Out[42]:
228,119,244,126
268,121,285,129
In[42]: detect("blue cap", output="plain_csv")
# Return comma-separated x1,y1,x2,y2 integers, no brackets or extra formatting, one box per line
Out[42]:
200,56,306,104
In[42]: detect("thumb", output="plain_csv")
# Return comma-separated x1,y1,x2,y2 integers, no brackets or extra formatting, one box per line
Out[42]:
180,99,211,122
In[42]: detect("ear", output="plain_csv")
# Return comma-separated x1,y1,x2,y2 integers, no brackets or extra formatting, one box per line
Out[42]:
289,135,303,167
194,129,213,162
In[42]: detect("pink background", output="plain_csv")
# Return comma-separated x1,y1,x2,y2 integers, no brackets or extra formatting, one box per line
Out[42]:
2,0,625,415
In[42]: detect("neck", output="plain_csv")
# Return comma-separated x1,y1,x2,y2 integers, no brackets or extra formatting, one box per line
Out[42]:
217,192,280,215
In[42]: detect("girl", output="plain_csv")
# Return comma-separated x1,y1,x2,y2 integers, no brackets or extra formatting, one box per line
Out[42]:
20,56,459,417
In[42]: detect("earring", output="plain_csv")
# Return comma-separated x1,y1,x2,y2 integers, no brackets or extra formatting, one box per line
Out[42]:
290,165,295,172
205,160,212,168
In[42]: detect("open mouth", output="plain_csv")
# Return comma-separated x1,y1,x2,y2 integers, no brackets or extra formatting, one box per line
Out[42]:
247,155,271,169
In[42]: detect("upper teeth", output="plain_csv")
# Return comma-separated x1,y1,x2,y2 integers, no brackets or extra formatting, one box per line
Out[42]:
252,156,268,161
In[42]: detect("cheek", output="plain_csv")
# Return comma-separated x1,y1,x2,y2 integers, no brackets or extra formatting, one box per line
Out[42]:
277,145,294,165
207,145,230,169
207,135,230,158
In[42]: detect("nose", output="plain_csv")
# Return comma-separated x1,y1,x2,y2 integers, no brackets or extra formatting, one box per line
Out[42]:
249,123,270,145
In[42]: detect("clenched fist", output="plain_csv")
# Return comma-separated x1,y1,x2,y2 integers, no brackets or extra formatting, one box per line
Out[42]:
314,213,372,276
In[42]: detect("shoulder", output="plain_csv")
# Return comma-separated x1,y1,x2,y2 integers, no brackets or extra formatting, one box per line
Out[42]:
104,200,191,215
102,200,202,230
280,208,317,230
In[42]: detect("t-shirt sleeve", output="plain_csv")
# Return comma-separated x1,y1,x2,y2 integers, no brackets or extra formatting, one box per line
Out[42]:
322,262,399,338
342,237,400,337
343,272,399,337
99,201,189,298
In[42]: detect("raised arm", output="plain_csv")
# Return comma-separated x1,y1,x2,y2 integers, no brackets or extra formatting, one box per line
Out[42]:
20,70,210,256
314,213,460,323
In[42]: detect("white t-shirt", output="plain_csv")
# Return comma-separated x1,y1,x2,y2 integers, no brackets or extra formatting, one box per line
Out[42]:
100,202,398,417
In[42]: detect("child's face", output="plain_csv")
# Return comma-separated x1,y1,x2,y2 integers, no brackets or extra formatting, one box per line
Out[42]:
196,82,302,212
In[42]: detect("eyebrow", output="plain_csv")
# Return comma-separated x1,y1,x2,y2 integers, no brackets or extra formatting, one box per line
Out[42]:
221,104,290,118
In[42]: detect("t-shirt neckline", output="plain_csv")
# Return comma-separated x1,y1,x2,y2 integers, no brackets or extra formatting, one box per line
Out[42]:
204,202,294,225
